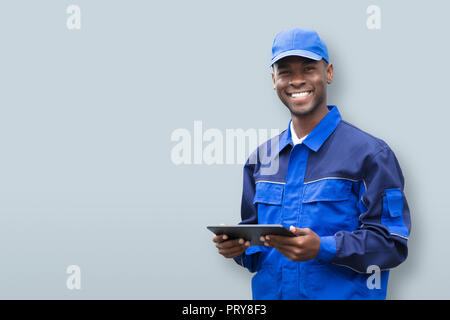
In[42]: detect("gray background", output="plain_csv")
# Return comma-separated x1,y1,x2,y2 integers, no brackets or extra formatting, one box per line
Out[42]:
0,0,447,299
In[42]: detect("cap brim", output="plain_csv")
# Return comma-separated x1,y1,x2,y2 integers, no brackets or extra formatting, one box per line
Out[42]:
270,50,322,67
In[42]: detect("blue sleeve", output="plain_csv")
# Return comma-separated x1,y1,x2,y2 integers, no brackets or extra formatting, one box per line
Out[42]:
233,157,262,273
325,146,411,273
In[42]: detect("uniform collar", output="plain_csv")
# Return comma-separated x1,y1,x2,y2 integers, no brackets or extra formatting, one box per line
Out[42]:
278,105,342,153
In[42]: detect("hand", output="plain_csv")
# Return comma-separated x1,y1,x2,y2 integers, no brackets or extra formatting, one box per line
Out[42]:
213,234,250,258
260,226,320,262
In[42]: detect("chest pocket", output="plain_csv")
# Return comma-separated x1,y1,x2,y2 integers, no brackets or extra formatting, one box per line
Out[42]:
303,179,352,203
253,182,284,224
301,178,359,235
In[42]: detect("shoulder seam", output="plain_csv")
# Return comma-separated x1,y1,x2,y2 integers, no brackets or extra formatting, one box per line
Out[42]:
339,120,387,152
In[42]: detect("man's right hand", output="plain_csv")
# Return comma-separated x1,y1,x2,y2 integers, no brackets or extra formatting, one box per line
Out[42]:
213,234,250,258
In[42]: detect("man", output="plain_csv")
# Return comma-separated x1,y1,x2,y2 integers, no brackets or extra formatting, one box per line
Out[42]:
212,28,411,299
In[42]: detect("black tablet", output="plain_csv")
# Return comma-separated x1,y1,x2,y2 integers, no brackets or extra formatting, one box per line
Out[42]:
207,224,295,246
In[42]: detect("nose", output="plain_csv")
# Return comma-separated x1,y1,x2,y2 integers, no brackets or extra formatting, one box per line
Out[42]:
288,73,306,87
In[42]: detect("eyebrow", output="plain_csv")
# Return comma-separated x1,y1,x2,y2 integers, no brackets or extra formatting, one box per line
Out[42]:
276,59,316,69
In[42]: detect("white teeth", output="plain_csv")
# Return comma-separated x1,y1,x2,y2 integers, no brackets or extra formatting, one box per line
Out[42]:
291,91,311,98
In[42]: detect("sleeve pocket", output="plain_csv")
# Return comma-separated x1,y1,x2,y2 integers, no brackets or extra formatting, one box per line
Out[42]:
382,188,409,238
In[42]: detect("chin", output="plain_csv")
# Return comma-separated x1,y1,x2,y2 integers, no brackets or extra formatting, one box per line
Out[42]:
289,103,317,117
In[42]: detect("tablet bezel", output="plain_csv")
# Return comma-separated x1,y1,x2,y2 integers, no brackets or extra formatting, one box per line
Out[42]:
207,224,295,246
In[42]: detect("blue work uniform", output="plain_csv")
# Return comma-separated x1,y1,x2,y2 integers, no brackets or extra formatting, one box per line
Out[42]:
234,105,411,300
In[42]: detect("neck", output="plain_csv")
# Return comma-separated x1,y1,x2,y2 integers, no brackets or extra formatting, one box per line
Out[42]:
291,104,329,138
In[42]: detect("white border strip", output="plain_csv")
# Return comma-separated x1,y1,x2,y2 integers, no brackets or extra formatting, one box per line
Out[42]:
304,176,361,184
390,233,409,240
255,180,286,185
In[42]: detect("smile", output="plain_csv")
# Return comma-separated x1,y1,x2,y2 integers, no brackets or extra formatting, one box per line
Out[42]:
289,91,312,98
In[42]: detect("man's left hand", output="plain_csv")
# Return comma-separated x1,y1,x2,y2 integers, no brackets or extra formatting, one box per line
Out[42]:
260,226,321,262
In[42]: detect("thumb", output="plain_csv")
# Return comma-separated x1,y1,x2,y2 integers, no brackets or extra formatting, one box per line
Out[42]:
289,226,310,236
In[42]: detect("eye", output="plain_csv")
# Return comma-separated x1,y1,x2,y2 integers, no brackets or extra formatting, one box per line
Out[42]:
304,67,315,71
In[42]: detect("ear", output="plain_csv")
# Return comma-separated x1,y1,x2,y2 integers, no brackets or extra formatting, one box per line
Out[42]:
326,63,334,84
271,70,276,89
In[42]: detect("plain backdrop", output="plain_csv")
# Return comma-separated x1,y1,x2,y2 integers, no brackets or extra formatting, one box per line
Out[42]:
0,0,448,299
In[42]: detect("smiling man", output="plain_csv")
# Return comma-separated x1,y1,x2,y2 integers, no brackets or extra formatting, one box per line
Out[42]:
272,54,332,139
213,28,411,300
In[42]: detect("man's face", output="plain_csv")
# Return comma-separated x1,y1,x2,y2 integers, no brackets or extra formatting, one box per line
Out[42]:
272,56,333,117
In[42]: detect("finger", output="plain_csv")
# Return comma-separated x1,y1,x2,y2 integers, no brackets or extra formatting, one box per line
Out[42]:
219,245,248,258
261,237,295,257
217,238,245,249
217,238,249,249
266,241,302,261
263,238,291,251
264,234,295,246
270,241,298,253
278,247,301,261
213,234,229,243
289,226,310,236
218,239,250,254
264,236,300,254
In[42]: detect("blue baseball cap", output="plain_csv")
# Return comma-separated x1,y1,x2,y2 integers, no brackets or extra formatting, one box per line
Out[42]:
270,28,329,67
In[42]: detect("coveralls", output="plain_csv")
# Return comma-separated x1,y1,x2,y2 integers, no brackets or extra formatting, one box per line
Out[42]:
234,105,411,300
